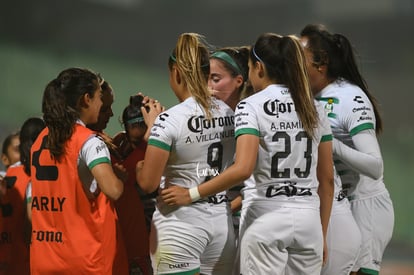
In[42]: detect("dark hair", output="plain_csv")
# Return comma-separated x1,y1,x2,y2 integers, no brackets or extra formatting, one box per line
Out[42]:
101,80,112,95
211,46,254,99
300,23,383,134
168,33,212,118
19,117,46,175
42,67,100,160
121,94,148,133
2,132,19,155
87,79,114,132
251,33,318,138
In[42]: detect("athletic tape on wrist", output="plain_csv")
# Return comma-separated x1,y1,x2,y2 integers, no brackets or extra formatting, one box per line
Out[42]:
189,186,201,202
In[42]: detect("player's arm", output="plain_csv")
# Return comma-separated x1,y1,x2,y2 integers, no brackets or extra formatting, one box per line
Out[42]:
161,134,258,206
91,162,124,200
83,137,124,200
230,195,242,213
317,139,334,265
333,129,383,179
136,144,169,194
24,182,32,245
25,182,32,223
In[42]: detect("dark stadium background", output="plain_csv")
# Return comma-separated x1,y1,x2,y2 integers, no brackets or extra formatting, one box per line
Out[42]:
1,0,413,272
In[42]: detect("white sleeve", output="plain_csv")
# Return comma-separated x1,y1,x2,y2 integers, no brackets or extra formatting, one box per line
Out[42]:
26,182,32,202
333,129,383,179
78,136,111,196
80,136,111,169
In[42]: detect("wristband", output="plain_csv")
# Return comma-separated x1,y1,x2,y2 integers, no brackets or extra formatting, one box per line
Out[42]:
189,186,201,202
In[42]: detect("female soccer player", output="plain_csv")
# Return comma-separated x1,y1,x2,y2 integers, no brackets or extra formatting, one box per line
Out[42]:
160,33,334,275
136,33,236,275
1,117,45,274
30,68,127,274
300,23,394,275
111,94,155,274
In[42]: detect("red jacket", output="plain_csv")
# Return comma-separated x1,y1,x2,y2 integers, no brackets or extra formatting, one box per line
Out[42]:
112,138,151,274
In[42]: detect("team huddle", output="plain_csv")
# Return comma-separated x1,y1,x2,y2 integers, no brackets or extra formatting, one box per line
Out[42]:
0,24,394,275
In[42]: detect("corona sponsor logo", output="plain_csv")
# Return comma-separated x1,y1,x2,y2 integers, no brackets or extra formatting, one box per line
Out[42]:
263,99,294,118
33,230,63,243
187,115,234,134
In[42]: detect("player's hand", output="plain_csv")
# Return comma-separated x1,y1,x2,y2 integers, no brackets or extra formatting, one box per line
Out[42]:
160,185,192,206
142,99,163,124
322,236,328,266
140,97,164,141
136,92,165,114
113,163,128,183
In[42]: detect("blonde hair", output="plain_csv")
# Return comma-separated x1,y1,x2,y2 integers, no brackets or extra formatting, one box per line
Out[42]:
169,33,212,118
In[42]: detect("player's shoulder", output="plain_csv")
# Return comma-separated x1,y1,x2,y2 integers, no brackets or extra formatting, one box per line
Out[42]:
330,79,366,100
211,97,234,115
112,131,127,144
164,98,196,117
238,88,266,107
82,135,107,154
314,100,326,114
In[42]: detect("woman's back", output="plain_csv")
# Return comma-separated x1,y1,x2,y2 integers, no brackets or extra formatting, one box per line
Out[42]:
30,126,120,274
151,97,235,189
236,84,332,207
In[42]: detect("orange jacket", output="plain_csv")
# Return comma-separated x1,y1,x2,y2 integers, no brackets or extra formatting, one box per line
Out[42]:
0,164,30,275
30,125,128,274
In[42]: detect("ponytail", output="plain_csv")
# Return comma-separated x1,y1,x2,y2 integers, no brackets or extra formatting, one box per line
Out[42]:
251,33,318,138
169,33,212,118
42,68,100,160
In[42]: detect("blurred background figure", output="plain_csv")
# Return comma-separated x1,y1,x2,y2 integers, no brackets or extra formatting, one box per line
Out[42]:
112,94,156,275
1,132,20,170
0,117,45,275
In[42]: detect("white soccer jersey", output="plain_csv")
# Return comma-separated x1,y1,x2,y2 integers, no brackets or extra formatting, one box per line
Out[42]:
148,96,235,199
147,97,237,274
315,79,386,200
235,84,332,209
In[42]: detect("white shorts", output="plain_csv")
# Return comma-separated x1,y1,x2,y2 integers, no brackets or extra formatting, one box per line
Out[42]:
239,203,323,275
351,191,394,273
321,198,362,275
150,201,236,275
